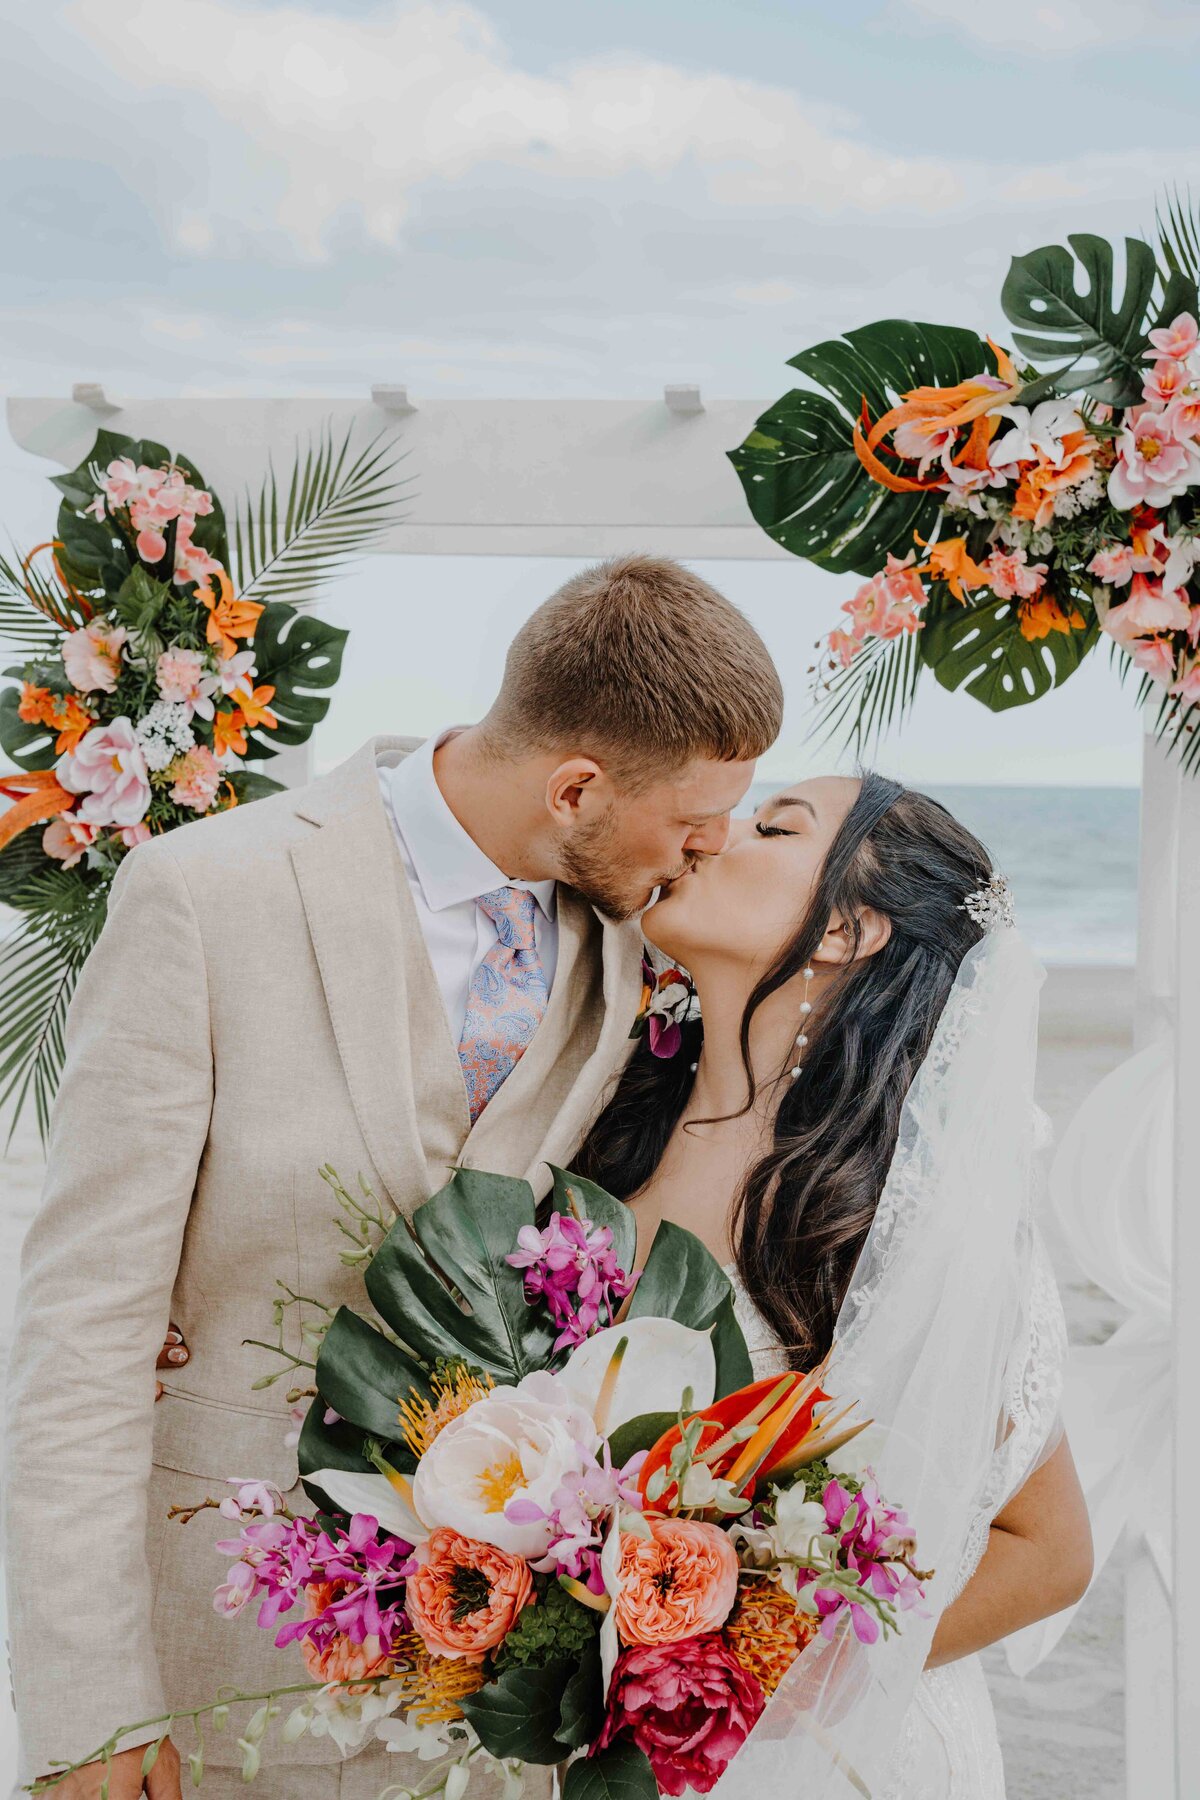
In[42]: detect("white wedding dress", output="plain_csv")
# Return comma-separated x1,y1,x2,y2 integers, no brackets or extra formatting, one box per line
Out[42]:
726,1233,1066,1800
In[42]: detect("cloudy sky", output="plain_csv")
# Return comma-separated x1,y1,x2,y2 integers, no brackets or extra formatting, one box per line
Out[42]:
4,0,1199,783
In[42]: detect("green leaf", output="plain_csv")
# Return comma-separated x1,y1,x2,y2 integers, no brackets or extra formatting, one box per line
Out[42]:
244,601,348,754
728,319,993,577
308,1306,430,1457
224,769,287,804
0,920,88,1146
546,1163,637,1280
606,1410,678,1468
556,1640,604,1751
0,549,73,654
627,1220,751,1397
0,684,59,769
1000,233,1198,406
231,421,411,611
1158,185,1200,285
295,1391,395,1502
562,1743,659,1800
111,563,173,636
919,585,1098,712
458,1662,574,1764
363,1167,557,1383
809,629,925,760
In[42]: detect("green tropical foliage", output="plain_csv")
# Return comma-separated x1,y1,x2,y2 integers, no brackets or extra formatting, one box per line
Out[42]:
919,584,1101,712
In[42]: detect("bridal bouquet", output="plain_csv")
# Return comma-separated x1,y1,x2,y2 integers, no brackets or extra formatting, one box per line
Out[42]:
35,1168,928,1799
729,201,1200,773
0,425,404,1134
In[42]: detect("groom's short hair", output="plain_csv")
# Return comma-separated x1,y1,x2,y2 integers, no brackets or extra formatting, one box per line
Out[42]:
486,555,783,781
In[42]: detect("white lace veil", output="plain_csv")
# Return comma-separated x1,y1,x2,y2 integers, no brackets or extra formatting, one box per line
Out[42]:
712,928,1064,1800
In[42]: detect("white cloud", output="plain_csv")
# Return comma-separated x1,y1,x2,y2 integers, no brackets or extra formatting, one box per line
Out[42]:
900,0,1198,52
63,0,969,261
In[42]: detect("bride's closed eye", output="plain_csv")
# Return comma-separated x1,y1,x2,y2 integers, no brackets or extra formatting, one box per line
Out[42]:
755,820,797,839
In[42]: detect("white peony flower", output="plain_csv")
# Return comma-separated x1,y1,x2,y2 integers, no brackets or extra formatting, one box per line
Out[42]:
411,1370,600,1558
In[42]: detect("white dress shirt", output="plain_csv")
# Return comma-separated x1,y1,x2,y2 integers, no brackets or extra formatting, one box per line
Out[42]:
378,731,558,1045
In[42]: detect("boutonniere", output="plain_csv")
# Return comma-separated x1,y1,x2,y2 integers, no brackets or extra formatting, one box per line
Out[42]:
631,952,700,1059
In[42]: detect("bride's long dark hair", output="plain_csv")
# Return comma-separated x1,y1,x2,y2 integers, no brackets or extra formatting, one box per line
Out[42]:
575,773,995,1367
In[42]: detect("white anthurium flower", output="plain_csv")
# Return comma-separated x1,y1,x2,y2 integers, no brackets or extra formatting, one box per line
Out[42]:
306,1468,426,1546
411,1371,600,1558
598,1511,626,1700
557,1317,716,1433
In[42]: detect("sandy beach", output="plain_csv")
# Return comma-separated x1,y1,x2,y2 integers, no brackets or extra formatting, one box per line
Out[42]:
0,962,1133,1797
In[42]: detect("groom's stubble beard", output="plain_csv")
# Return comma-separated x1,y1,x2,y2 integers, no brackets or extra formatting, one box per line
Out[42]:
558,804,694,923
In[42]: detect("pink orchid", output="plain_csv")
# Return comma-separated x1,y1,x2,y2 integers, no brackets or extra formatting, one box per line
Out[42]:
1102,573,1191,647
1144,358,1188,404
61,618,127,694
220,1477,286,1522
1109,404,1200,510
136,527,168,564
58,718,151,828
1146,313,1200,361
213,1561,257,1618
1131,638,1177,687
42,816,97,869
214,649,258,697
843,553,926,641
985,547,1048,602
1167,395,1200,440
119,822,152,849
827,628,863,668
507,1210,639,1350
1088,543,1135,587
173,515,220,587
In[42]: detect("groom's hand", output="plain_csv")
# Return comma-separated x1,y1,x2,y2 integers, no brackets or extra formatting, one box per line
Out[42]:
154,1321,189,1401
45,1739,182,1799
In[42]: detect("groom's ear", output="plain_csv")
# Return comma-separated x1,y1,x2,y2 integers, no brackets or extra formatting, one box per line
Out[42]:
814,908,892,966
546,756,607,822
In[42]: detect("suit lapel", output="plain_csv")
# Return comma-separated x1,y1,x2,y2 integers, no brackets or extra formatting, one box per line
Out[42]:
290,738,444,1215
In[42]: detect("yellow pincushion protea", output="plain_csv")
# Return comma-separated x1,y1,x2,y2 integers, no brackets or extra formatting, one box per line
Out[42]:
387,1631,488,1724
397,1364,495,1460
724,1575,818,1699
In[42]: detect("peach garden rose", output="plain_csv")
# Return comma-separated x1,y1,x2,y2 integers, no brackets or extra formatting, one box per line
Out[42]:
405,1527,533,1662
614,1516,739,1647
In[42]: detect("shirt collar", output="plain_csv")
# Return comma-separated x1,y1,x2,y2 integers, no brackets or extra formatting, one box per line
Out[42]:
384,730,557,920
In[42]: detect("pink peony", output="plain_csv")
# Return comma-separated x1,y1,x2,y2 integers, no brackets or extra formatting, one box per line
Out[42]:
1109,405,1199,510
985,547,1048,602
61,618,127,694
1167,395,1200,440
168,744,222,812
59,718,151,828
42,815,97,868
594,1635,765,1797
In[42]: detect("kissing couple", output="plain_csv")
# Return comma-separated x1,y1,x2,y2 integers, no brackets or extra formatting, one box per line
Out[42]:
6,555,1091,1800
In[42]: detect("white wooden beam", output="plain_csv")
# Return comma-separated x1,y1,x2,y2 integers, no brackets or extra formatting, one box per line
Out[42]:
1173,754,1200,1797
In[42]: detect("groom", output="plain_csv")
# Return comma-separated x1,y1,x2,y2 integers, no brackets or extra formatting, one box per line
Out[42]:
5,555,783,1800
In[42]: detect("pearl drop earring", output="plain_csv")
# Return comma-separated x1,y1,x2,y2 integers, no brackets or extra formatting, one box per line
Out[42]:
789,944,819,1080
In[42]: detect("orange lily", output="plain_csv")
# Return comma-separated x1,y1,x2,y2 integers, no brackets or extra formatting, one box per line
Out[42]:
0,769,76,852
1011,430,1097,530
915,533,990,603
213,708,248,759
1018,596,1086,642
235,682,278,732
197,566,265,661
17,685,94,755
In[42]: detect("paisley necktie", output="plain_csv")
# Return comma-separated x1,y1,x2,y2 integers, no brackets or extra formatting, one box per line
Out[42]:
458,885,549,1123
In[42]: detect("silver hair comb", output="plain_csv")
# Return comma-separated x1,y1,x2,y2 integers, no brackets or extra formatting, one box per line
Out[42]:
961,873,1015,931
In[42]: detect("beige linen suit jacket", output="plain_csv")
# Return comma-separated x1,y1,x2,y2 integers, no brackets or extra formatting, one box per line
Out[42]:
4,736,643,1782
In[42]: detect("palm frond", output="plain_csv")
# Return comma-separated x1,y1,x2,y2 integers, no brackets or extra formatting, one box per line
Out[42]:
230,421,412,609
0,924,83,1145
809,633,924,760
0,546,72,658
1157,184,1200,286
1,867,109,1144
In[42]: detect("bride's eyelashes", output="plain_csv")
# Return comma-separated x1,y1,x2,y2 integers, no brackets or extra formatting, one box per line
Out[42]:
754,820,797,839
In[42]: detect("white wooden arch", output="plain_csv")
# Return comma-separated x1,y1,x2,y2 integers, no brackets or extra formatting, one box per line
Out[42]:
6,387,1197,1799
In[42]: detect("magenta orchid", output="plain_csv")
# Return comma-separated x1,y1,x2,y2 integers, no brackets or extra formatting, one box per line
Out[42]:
506,1211,639,1351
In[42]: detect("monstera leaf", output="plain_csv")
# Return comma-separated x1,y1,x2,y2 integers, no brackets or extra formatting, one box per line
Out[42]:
919,584,1099,712
303,1165,751,1500
0,681,57,770
728,319,995,577
244,600,348,754
1001,233,1198,407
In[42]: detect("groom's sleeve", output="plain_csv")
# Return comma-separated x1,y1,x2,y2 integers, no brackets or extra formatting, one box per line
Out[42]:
3,838,213,1778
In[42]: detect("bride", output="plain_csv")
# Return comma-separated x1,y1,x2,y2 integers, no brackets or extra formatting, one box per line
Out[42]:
575,771,1093,1799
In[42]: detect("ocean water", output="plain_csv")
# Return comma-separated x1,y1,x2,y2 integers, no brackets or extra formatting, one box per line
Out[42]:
746,783,1140,968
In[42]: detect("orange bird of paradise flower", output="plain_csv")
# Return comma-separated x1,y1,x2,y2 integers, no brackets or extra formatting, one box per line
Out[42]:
853,340,1023,495
197,567,265,661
